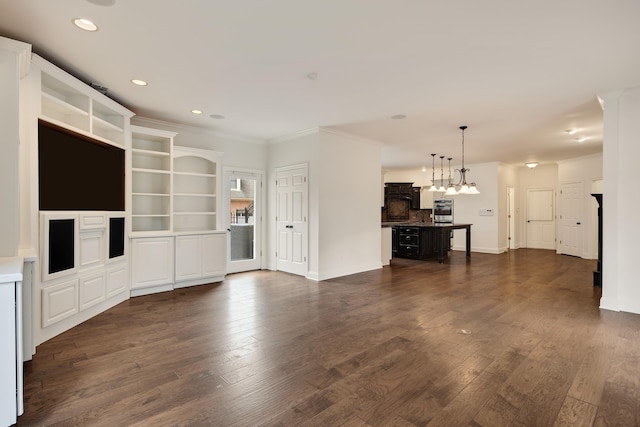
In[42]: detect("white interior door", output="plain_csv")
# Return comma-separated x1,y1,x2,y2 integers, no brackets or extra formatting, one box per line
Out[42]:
276,164,308,277
526,188,556,250
224,169,262,273
559,181,583,257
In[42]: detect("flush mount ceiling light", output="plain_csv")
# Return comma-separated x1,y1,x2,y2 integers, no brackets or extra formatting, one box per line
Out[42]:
575,137,587,142
391,114,406,120
209,114,225,119
306,72,318,80
565,129,577,135
130,79,148,86
525,162,539,169
86,0,116,5
73,18,98,31
191,110,203,115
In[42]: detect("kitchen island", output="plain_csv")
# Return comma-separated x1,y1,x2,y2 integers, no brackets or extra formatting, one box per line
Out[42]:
382,222,472,263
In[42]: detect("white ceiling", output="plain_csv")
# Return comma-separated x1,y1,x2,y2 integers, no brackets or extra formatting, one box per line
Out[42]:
2,0,639,169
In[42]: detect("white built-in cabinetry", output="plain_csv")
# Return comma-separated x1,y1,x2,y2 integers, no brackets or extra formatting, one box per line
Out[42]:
131,126,174,234
33,55,133,344
129,127,226,296
130,236,175,296
174,233,226,287
38,57,128,147
173,147,220,232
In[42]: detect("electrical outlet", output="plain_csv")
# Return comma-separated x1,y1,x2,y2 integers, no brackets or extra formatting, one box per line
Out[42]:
479,209,494,216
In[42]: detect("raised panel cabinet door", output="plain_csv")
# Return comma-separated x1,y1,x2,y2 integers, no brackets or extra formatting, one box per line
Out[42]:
131,237,174,289
202,233,226,278
79,273,105,311
42,278,79,327
175,235,203,281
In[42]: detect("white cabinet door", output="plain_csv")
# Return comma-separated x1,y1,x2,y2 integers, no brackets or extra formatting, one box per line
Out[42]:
131,237,174,289
175,235,203,282
202,233,226,278
175,233,226,283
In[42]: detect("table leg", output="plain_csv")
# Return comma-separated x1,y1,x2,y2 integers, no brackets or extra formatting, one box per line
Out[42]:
466,226,471,257
438,228,446,263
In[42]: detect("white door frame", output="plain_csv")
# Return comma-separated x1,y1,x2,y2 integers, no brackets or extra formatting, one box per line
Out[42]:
223,167,264,273
507,187,516,250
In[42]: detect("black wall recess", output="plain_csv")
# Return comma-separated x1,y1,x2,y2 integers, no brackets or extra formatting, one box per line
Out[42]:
109,217,125,259
49,219,75,274
38,120,125,211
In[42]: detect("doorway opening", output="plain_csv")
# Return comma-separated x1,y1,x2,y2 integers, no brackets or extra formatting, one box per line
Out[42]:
225,169,262,273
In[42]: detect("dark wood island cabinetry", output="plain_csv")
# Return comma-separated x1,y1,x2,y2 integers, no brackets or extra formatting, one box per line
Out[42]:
386,222,472,263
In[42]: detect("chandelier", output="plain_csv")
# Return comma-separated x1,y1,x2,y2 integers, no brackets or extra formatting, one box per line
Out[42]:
455,125,479,194
427,125,480,195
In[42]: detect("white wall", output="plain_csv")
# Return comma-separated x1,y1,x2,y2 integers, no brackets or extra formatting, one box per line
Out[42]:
600,86,640,314
557,153,603,259
450,162,501,253
498,164,518,251
267,130,320,274
267,128,382,281
132,117,268,171
0,39,30,257
317,129,382,280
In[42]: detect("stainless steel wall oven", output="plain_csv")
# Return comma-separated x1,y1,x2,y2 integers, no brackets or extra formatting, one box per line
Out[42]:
433,199,453,223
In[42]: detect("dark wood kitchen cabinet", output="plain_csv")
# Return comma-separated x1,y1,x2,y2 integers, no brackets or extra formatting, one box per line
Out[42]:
391,226,398,257
385,183,413,221
411,186,421,209
393,225,451,260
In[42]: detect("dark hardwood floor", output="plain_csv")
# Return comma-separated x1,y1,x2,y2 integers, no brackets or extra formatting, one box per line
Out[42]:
18,249,639,426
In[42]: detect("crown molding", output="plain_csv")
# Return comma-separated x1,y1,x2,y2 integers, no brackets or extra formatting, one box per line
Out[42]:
267,126,383,147
131,116,267,145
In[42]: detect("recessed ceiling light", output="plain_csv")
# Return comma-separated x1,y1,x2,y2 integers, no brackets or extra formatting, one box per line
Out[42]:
210,114,225,119
86,0,116,6
191,110,203,115
73,18,98,32
565,129,577,135
130,79,148,86
575,137,587,142
391,114,406,120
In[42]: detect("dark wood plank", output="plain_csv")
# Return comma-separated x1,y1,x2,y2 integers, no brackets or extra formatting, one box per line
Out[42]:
16,249,639,426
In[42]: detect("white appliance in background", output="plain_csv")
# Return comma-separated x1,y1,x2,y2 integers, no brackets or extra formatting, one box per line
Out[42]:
433,199,454,223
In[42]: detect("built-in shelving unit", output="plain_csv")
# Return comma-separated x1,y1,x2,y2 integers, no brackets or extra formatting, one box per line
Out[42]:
130,126,175,234
130,144,225,296
173,147,222,232
37,56,128,147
